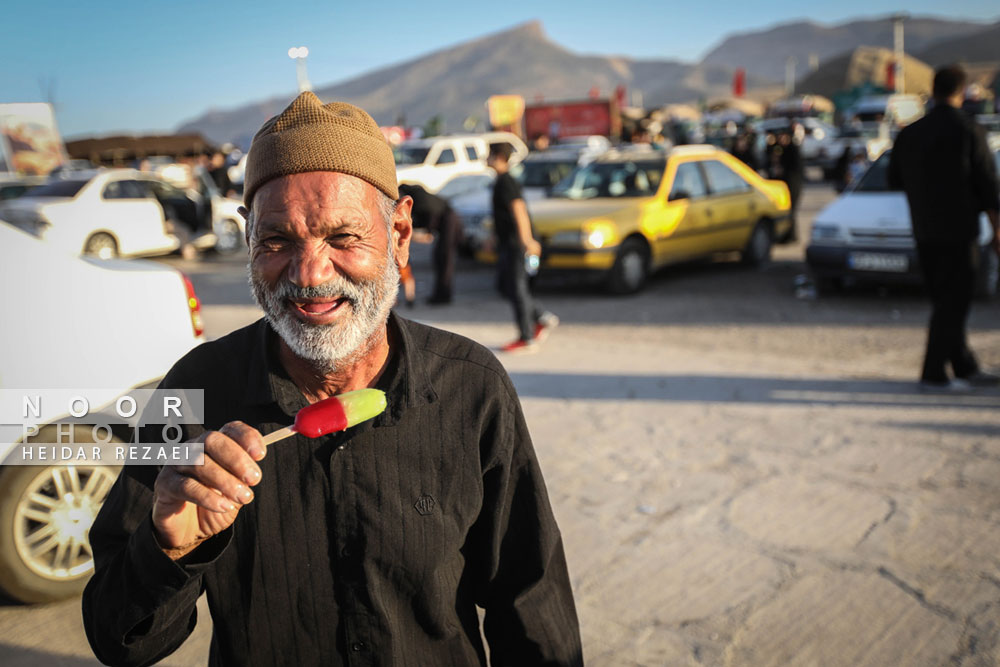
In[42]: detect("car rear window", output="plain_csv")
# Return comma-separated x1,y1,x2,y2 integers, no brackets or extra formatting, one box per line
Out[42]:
24,179,88,198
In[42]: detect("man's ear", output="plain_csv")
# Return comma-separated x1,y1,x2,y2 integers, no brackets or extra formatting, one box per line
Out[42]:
392,196,414,269
238,206,251,246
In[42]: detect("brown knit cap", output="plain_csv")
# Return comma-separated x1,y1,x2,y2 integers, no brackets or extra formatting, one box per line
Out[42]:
243,92,398,208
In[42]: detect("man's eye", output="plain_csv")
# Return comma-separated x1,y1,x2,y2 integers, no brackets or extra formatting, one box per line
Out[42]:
261,237,287,249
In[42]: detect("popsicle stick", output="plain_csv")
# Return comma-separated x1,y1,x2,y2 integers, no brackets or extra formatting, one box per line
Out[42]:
262,426,296,447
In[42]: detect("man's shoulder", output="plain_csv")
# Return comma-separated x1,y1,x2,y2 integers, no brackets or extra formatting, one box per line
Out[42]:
161,319,265,388
398,317,513,389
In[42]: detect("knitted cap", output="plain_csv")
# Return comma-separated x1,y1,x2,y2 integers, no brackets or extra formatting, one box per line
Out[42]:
243,92,398,208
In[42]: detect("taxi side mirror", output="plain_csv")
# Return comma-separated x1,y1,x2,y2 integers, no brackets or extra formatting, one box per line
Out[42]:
668,189,690,202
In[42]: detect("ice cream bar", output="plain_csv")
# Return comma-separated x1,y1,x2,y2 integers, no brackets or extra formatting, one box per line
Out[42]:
261,389,387,446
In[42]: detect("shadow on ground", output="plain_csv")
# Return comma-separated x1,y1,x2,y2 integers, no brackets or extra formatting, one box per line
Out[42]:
508,372,1000,410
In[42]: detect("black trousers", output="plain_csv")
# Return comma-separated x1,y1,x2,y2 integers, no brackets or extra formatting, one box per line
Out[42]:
430,210,462,300
916,241,980,382
497,244,544,341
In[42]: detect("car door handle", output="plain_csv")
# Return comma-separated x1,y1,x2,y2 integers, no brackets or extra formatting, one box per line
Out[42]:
705,208,713,216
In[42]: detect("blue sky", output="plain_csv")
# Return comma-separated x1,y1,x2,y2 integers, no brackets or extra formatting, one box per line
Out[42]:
3,0,997,138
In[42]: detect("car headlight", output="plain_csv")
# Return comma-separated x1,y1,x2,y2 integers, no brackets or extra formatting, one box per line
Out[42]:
550,221,618,249
811,223,844,241
812,128,825,141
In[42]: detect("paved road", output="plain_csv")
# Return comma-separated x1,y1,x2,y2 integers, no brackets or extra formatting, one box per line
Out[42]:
3,184,1000,665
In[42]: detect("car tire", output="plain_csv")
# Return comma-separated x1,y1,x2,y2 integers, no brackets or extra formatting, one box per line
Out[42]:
0,463,120,603
742,220,772,267
214,219,244,254
83,233,118,260
975,245,999,299
608,238,649,294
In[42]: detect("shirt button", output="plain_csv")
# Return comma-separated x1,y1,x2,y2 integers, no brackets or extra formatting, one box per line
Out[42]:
351,641,366,652
337,445,345,451
341,545,352,558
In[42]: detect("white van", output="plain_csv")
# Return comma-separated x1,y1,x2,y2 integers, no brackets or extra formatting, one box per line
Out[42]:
394,132,527,193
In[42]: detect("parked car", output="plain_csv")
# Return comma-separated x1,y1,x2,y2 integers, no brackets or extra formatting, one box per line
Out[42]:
755,117,837,167
0,174,47,201
529,145,792,293
818,123,893,180
449,149,583,255
394,132,528,193
0,221,204,603
806,147,1000,297
0,169,183,259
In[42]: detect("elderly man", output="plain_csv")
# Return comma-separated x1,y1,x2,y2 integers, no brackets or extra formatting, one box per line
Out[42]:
83,93,582,666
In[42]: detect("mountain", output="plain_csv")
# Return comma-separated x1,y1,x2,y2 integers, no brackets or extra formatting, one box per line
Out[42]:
178,22,772,148
700,15,986,84
917,21,1000,66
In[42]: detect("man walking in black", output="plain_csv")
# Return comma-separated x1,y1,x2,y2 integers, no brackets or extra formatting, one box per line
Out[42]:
488,143,557,353
889,64,1000,390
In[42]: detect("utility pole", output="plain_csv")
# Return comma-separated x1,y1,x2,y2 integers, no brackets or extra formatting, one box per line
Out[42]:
288,46,312,93
892,13,907,94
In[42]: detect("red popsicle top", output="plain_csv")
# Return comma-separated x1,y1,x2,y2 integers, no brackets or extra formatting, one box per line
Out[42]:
291,389,387,438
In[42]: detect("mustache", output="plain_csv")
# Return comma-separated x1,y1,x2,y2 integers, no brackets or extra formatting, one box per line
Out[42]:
270,277,365,305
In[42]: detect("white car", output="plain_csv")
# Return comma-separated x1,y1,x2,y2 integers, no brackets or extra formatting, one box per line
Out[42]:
0,169,183,259
806,148,1000,297
394,132,528,193
0,222,204,603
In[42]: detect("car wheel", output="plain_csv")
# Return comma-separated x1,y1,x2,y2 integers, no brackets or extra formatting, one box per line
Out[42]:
83,233,118,260
215,219,244,254
742,220,772,267
975,246,999,299
0,464,119,603
608,238,649,294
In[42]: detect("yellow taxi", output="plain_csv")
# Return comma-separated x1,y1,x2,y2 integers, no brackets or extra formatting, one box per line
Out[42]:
529,145,792,292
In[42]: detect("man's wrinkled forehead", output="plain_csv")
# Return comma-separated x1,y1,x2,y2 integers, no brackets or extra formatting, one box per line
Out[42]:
252,171,376,218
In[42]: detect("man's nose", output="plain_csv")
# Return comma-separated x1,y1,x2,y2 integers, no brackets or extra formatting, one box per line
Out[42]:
288,242,335,287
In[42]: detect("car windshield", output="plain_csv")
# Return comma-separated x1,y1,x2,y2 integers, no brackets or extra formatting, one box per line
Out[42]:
551,159,664,199
393,146,430,165
518,160,577,188
23,179,88,198
853,154,891,192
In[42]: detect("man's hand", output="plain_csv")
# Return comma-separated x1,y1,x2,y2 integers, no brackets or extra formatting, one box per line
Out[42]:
524,238,542,258
152,421,265,559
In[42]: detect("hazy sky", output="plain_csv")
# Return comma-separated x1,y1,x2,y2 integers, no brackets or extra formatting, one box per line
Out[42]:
3,0,997,138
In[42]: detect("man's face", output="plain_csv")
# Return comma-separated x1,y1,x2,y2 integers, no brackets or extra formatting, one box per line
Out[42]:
247,171,412,371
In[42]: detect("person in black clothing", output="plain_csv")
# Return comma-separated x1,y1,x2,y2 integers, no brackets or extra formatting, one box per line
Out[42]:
777,126,804,242
208,151,232,196
888,64,1000,390
398,183,463,304
731,133,757,172
82,93,582,666
487,143,558,353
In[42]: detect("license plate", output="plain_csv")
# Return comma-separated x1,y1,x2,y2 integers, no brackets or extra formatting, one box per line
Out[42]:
848,252,908,273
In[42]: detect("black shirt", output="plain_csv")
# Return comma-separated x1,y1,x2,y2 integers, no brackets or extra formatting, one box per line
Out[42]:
82,314,582,667
491,173,523,247
888,105,1000,244
398,184,450,232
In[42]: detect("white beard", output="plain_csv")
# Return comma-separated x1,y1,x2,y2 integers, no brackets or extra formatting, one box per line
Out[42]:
249,255,400,373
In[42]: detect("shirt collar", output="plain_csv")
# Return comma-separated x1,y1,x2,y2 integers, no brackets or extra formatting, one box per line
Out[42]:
244,312,437,426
